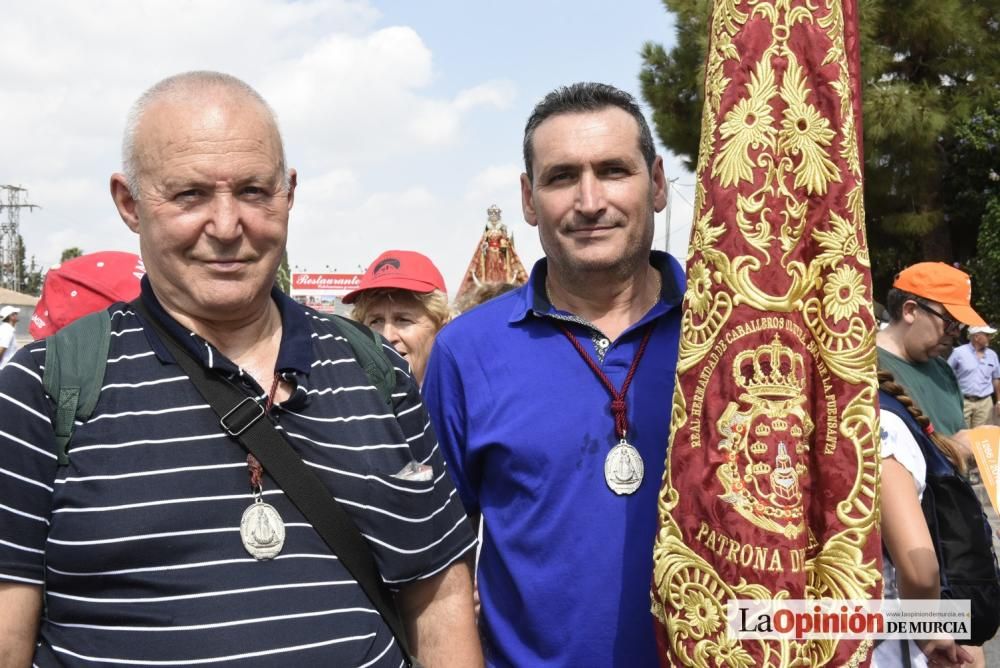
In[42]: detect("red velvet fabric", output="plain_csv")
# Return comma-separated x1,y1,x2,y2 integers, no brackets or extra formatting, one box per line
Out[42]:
652,0,881,664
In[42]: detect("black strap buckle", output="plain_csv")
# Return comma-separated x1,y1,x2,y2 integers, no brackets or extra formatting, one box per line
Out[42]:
220,397,265,436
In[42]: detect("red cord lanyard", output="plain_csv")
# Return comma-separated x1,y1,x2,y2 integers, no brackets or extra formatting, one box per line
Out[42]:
556,323,655,441
248,374,281,493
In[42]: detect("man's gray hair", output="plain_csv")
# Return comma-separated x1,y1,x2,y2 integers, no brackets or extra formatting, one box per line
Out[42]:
121,71,288,197
522,82,656,183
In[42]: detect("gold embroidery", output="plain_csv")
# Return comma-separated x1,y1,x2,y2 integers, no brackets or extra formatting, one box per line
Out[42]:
714,59,778,189
813,210,862,270
688,260,715,318
822,265,867,323
653,0,879,662
779,56,841,196
715,335,811,538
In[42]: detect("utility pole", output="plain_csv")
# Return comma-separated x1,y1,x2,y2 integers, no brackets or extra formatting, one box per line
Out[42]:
0,185,39,293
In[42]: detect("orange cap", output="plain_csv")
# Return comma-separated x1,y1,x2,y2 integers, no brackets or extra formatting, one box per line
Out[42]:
893,262,986,327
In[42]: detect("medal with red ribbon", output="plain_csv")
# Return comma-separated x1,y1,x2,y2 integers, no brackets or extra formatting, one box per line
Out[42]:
557,322,655,495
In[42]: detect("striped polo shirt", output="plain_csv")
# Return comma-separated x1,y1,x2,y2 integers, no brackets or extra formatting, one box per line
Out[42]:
0,283,476,666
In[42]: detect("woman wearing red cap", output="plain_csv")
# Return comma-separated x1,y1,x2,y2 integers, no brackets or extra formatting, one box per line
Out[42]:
30,251,144,339
343,250,450,386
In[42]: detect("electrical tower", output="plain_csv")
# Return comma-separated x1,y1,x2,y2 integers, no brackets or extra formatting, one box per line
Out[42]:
0,185,39,293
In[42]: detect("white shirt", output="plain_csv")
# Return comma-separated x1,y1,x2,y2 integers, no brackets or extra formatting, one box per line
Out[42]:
0,322,18,367
873,408,928,668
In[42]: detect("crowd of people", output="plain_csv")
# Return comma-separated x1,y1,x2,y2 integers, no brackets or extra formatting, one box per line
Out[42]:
0,70,997,668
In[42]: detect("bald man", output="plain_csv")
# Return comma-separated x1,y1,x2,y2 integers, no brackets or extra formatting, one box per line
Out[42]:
0,71,480,668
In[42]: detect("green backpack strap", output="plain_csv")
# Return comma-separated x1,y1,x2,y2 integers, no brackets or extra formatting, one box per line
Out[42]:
329,315,396,407
42,310,112,465
40,309,392,462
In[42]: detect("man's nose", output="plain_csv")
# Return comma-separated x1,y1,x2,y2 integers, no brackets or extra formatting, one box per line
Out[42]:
206,193,242,241
575,171,606,218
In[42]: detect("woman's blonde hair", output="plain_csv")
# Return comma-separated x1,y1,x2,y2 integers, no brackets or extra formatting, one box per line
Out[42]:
350,288,451,332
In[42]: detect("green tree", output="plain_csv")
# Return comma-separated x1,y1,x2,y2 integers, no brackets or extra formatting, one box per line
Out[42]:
60,247,84,263
14,233,26,293
12,233,42,295
970,200,1000,332
275,249,291,293
640,0,1000,296
22,256,44,296
945,109,1000,254
957,108,1000,327
7,234,43,295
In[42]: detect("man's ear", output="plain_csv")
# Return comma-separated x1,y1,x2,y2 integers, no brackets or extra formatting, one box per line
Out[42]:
286,169,297,211
651,155,667,213
520,173,537,228
901,299,919,324
111,174,141,234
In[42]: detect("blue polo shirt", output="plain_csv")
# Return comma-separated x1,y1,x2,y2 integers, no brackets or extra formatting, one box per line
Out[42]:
948,342,1000,399
423,251,684,668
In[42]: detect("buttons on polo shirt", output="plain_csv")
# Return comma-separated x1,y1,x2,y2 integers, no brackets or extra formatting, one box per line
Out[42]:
593,336,611,362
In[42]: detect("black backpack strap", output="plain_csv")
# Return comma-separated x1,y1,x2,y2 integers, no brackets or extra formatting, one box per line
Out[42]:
879,392,951,545
879,390,1000,644
132,299,413,665
879,392,955,474
329,314,397,407
41,310,112,464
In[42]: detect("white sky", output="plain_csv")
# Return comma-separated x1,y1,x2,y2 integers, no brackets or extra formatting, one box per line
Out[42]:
0,0,695,296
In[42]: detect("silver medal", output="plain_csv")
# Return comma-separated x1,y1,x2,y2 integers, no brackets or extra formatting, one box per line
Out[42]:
240,500,285,560
605,439,644,495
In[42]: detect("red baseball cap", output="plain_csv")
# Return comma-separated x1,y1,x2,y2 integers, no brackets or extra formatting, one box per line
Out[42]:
342,250,446,304
30,251,145,339
893,262,987,327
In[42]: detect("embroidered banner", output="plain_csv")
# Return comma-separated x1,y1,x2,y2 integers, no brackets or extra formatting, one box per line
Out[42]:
650,0,882,664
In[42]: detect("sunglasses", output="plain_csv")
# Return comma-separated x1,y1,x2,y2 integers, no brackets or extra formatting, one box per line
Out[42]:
914,301,964,335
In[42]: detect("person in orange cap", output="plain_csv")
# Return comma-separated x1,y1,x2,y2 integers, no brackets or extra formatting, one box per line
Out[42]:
343,250,450,386
877,261,988,438
874,264,990,667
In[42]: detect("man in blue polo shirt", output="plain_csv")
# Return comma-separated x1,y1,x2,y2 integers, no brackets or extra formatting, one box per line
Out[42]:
949,325,1000,428
423,82,684,667
0,71,480,667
